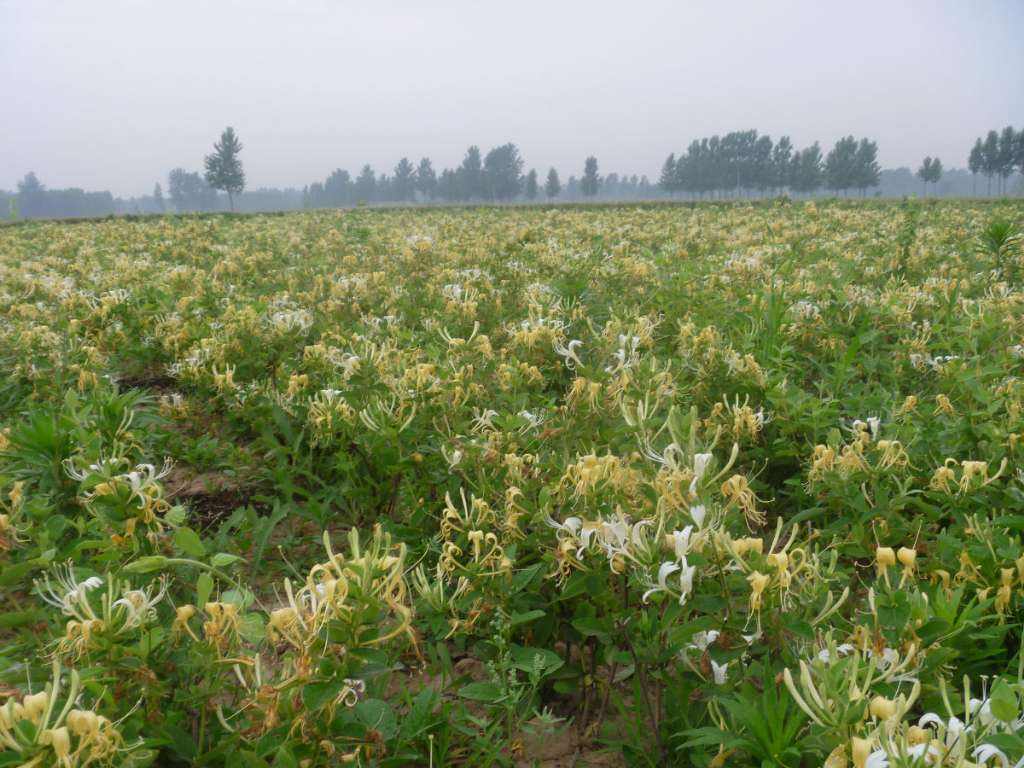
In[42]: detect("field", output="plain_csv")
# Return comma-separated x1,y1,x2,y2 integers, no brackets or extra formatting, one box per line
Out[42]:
2,200,1024,767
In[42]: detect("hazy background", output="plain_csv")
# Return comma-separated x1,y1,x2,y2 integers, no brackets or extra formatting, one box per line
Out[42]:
2,0,1023,196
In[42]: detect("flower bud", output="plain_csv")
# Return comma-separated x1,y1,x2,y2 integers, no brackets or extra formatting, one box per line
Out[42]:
868,695,896,720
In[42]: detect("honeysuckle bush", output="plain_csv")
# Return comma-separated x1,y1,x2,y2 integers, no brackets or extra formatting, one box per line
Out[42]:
1,198,1024,767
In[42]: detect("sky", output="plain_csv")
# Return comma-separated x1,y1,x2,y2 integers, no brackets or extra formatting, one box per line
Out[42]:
2,0,1023,197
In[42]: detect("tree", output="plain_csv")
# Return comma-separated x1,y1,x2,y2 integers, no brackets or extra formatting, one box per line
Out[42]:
415,158,437,200
982,130,1000,196
659,153,677,194
524,168,539,200
825,136,859,195
323,169,352,207
16,172,47,218
968,139,984,197
204,126,245,211
392,157,416,202
789,143,823,195
458,146,484,200
917,156,943,197
354,165,376,203
545,168,562,199
153,183,165,212
482,143,524,201
771,136,793,193
438,169,459,202
997,126,1017,195
168,168,217,212
854,138,880,195
581,156,600,197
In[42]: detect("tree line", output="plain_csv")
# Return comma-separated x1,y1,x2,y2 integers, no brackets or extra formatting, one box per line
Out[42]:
968,126,1024,196
658,131,883,197
4,126,1023,220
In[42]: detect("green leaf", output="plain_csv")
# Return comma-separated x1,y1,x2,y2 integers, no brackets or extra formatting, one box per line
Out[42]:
211,552,244,568
196,572,214,607
354,698,398,739
510,644,564,675
124,556,170,573
458,681,504,703
509,609,545,628
302,679,344,711
174,526,206,557
990,680,1019,723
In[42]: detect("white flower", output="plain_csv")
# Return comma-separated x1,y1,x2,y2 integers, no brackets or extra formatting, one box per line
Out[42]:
866,749,889,768
710,660,728,685
973,744,1010,767
671,527,693,559
688,630,720,652
642,561,680,603
688,504,706,528
678,557,696,605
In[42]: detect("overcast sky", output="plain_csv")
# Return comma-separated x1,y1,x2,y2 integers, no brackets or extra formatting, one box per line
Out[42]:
3,0,1023,197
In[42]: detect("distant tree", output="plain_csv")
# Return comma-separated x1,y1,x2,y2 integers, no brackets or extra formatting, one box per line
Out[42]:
153,183,165,212
1016,128,1024,177
659,153,677,194
982,130,1000,196
458,146,484,200
751,134,774,195
825,136,859,194
854,138,881,195
544,168,562,199
168,168,217,212
968,139,984,197
324,169,352,207
771,136,793,193
204,126,245,211
524,168,539,200
789,143,823,195
415,158,437,200
581,156,600,197
17,172,47,218
354,164,377,203
917,157,943,197
438,168,459,202
997,126,1017,195
392,157,416,202
482,143,524,201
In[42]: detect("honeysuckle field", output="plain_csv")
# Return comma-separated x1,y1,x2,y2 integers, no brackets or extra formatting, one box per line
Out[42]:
2,199,1024,768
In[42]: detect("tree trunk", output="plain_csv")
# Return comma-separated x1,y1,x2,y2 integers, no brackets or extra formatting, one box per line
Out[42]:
228,192,234,212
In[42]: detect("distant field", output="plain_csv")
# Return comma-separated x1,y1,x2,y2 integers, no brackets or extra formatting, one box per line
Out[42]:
2,200,1024,767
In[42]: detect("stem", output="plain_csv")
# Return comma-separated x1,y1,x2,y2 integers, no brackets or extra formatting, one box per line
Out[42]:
623,631,666,763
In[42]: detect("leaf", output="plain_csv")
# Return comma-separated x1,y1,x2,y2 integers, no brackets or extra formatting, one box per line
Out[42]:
354,698,398,739
196,572,214,607
990,680,1019,723
458,681,504,703
173,526,206,557
211,552,244,568
571,616,611,643
510,644,564,675
124,556,170,573
509,609,545,628
302,679,345,711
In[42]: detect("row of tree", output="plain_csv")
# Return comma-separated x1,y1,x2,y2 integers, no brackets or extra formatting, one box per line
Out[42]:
968,126,1024,196
658,132,882,197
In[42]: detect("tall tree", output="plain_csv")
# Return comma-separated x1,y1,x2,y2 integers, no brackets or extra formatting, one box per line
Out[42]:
659,153,677,194
854,138,881,196
825,136,859,195
415,158,437,200
789,143,823,195
482,143,524,201
544,168,562,199
458,146,484,200
153,183,165,212
982,130,1000,196
392,157,416,202
524,168,539,200
16,172,46,218
354,164,377,203
968,139,984,197
203,126,245,211
997,126,1017,195
581,156,600,197
771,136,793,194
